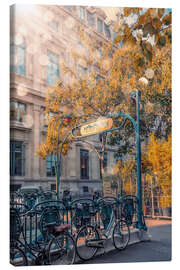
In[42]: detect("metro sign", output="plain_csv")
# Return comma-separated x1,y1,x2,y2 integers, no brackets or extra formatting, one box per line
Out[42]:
80,118,113,136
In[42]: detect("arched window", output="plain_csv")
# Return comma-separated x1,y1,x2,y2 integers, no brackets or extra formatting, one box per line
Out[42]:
87,10,95,27
46,51,59,86
104,23,111,39
97,18,103,33
46,154,56,177
80,149,89,179
10,36,26,75
78,6,85,20
10,141,25,176
10,101,26,122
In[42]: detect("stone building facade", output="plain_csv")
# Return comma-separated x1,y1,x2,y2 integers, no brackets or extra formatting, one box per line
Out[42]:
10,5,118,197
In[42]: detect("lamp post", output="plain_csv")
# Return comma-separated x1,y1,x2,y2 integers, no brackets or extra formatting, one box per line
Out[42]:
131,90,144,229
107,90,145,229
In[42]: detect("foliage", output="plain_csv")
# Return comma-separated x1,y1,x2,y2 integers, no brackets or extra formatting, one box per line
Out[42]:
142,133,171,207
36,114,75,160
37,26,129,167
109,7,171,158
112,157,136,195
36,7,171,203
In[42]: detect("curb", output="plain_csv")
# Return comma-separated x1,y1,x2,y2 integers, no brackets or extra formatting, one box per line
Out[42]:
28,229,151,265
75,228,151,263
144,216,172,220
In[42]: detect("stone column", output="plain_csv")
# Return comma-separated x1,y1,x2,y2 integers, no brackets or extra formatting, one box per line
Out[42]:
76,146,81,179
91,151,99,180
108,151,116,175
24,140,31,179
32,104,41,179
32,34,42,90
25,103,33,179
67,144,77,178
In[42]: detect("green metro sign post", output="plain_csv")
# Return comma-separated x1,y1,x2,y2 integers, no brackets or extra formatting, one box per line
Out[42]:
55,89,145,230
107,90,144,229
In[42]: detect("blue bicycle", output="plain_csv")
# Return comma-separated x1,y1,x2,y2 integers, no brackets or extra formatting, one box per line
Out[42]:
75,197,130,261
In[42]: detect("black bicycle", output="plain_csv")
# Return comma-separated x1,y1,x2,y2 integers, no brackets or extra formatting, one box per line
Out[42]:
10,206,76,266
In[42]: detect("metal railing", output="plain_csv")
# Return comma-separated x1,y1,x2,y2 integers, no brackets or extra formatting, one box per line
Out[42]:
10,190,144,254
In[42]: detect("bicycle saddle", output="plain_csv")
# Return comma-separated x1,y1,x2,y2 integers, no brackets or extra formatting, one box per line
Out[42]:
54,224,70,232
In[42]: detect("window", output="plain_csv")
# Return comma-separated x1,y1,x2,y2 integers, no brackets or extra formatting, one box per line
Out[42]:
10,101,26,122
10,184,21,192
103,152,108,170
104,23,111,38
95,74,104,82
100,152,108,178
64,6,73,12
49,20,58,32
113,32,123,47
46,154,56,177
10,38,26,75
10,141,25,176
97,48,102,57
44,111,54,128
80,149,89,179
112,32,117,42
77,37,83,46
87,10,95,27
51,184,56,191
47,51,59,86
78,7,85,20
78,65,87,77
83,186,89,193
97,18,103,33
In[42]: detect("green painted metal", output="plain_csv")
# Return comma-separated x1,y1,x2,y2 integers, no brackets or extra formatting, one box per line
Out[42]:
105,90,145,229
10,193,146,260
135,91,145,229
54,90,145,230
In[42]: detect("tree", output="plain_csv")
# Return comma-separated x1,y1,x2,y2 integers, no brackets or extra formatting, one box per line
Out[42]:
112,157,136,195
105,7,172,168
142,133,171,211
36,26,129,180
36,7,171,199
112,7,171,138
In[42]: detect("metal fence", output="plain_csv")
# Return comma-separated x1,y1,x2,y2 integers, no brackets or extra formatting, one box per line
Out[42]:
10,190,141,251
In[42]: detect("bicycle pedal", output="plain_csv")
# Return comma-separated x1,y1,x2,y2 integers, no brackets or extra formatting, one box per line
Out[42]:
86,239,105,248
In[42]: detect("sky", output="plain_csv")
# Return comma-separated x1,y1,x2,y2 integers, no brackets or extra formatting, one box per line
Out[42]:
101,6,120,21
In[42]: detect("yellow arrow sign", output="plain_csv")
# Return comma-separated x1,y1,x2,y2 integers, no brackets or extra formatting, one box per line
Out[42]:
80,118,113,136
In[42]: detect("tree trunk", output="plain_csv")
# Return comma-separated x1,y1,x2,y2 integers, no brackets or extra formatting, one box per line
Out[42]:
100,133,107,196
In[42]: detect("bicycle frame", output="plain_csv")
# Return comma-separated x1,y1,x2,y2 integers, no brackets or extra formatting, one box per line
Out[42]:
99,206,116,239
11,231,51,265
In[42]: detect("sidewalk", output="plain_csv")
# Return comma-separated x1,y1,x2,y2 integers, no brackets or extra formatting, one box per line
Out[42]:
75,218,172,263
80,224,171,264
145,218,172,227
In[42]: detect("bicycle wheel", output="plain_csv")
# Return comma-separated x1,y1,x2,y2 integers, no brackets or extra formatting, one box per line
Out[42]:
48,232,76,265
10,245,28,266
113,220,130,250
76,225,100,261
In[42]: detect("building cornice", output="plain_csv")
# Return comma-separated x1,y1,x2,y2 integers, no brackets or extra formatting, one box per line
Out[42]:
10,121,32,132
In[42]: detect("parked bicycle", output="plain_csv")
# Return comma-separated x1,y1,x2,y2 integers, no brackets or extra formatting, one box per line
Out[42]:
10,206,76,266
75,196,130,261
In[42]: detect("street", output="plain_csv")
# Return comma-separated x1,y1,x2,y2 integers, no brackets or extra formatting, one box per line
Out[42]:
78,224,171,264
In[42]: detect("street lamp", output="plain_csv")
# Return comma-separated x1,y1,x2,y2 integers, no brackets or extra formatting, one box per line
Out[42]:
106,90,145,229
130,90,144,229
